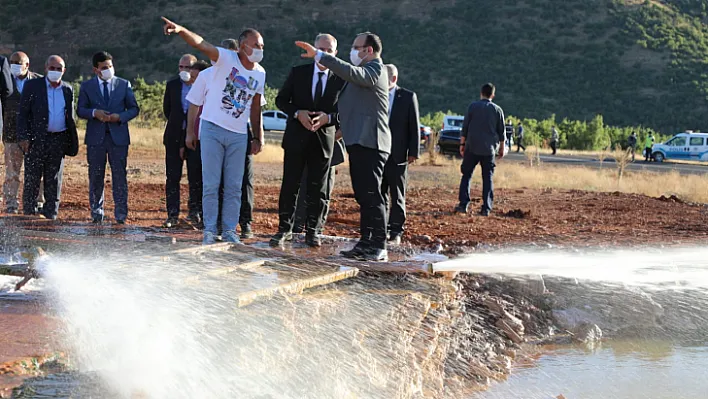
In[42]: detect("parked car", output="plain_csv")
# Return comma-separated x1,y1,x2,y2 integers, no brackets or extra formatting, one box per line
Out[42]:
442,115,464,131
437,129,462,156
652,131,708,162
262,110,288,131
419,124,432,145
438,128,511,157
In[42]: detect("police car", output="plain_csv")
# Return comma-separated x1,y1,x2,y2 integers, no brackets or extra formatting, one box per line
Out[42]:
651,131,708,162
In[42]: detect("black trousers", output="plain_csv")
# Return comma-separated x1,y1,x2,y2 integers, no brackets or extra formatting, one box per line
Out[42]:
277,141,330,235
516,137,525,152
165,140,201,219
381,161,408,237
293,164,336,233
189,140,252,227
186,143,203,218
240,138,254,227
551,140,558,154
347,144,389,250
23,133,66,218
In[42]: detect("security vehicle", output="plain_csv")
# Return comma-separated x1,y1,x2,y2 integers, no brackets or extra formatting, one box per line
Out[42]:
651,131,708,162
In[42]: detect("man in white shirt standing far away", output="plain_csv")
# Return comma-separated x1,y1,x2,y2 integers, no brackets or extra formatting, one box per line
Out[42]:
161,17,266,245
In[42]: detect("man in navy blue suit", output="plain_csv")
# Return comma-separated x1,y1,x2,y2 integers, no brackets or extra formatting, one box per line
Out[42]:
78,51,140,224
16,55,79,220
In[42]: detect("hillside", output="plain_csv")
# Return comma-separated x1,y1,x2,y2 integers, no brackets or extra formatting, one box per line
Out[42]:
1,0,707,132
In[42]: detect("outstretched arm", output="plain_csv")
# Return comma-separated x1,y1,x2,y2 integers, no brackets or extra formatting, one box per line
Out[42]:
295,41,381,88
162,17,219,62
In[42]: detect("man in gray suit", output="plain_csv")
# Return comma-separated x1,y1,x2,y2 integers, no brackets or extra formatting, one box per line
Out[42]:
296,32,391,262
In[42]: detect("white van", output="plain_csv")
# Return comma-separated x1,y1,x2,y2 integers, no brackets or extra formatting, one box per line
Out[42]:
652,131,708,162
442,115,464,131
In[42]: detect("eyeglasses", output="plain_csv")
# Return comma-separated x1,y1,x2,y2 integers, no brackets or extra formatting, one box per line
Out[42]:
317,47,335,54
47,66,63,71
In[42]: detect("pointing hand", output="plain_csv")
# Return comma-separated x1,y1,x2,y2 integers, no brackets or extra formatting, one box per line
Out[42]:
295,41,317,59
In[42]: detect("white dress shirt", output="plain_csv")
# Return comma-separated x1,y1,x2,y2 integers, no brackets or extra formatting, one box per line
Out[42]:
312,66,328,100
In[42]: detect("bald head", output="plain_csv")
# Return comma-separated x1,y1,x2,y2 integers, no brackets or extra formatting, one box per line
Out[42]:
179,54,196,74
385,64,398,90
45,55,66,84
9,51,30,78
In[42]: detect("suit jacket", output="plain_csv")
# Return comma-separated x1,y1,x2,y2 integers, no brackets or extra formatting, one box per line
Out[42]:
77,76,140,146
276,63,344,159
163,77,188,147
16,78,79,157
388,86,420,164
318,54,391,154
0,55,14,137
332,139,346,167
3,71,42,143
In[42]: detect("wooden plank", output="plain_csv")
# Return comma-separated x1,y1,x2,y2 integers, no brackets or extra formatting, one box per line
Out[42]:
235,267,359,307
182,260,268,284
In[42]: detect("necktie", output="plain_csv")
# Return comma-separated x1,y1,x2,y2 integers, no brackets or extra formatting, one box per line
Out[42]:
102,81,110,105
314,72,324,106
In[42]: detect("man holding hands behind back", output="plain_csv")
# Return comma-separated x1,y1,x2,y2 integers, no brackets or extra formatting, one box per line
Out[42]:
454,83,506,217
295,33,391,262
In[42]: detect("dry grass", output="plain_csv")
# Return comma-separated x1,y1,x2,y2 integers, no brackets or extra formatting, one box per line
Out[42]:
412,158,708,204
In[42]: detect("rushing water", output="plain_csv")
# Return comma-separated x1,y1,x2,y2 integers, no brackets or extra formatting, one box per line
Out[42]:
4,243,708,398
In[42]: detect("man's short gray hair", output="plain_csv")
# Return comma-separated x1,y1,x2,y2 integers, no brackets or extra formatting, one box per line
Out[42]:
314,33,337,51
221,38,238,50
385,64,398,79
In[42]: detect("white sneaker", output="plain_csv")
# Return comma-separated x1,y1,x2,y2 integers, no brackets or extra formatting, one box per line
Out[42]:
203,231,216,245
222,230,241,244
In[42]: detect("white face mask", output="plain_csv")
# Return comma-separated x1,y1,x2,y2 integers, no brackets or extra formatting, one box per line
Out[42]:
47,70,63,83
350,49,364,66
247,47,264,63
99,67,115,81
179,70,191,82
10,64,24,77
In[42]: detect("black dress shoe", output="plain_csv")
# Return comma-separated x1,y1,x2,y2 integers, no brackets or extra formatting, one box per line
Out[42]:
163,217,179,228
240,224,254,239
388,234,402,246
305,234,322,248
116,219,126,225
92,216,103,224
356,247,389,262
454,204,469,214
341,244,368,259
478,209,490,217
269,231,293,247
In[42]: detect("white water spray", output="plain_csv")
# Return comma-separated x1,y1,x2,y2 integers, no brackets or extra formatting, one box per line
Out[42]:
433,247,708,289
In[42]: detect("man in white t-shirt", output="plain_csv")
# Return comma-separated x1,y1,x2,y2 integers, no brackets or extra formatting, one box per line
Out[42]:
162,17,266,245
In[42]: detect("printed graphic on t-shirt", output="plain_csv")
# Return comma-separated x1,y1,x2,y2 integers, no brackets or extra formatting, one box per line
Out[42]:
221,67,261,119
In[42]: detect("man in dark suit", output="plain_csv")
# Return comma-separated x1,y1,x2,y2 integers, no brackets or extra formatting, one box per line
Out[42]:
381,64,420,245
3,51,43,214
78,51,140,224
296,32,391,261
272,33,345,248
16,55,79,220
162,53,197,227
292,139,345,234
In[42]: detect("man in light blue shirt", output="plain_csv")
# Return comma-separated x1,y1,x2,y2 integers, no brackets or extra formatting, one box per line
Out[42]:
17,55,79,219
